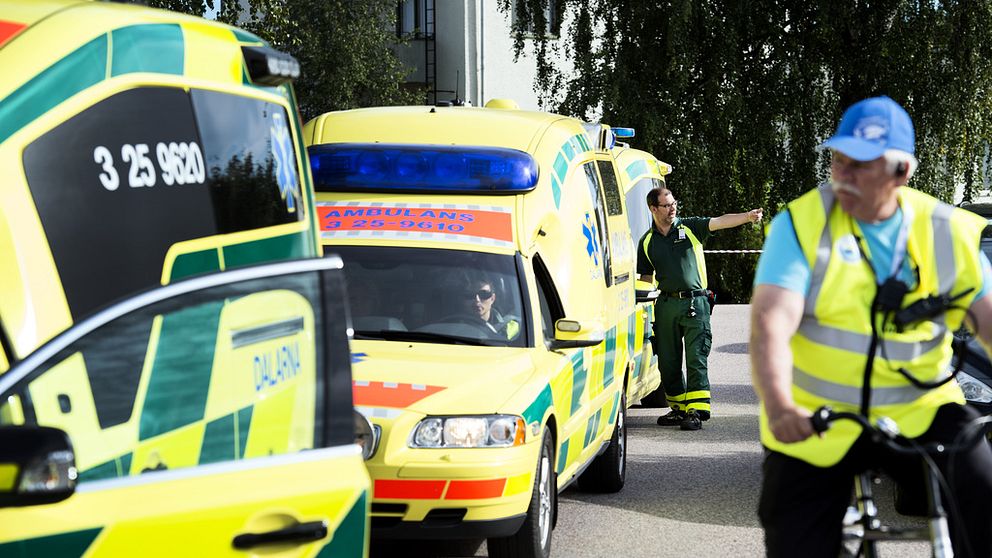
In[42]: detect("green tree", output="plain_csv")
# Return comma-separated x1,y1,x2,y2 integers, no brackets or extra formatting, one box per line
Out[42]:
147,0,420,120
502,0,992,302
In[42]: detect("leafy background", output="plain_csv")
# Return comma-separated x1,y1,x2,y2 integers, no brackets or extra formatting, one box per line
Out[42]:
149,0,992,302
147,0,421,120
504,0,992,302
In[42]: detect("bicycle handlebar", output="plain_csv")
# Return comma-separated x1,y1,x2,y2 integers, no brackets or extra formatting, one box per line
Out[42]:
809,406,988,456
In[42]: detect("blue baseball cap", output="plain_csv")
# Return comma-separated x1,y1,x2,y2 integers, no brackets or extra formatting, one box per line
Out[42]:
819,96,915,161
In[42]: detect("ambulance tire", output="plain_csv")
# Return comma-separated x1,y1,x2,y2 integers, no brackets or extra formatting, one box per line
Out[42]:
488,430,554,558
577,392,626,493
639,386,667,408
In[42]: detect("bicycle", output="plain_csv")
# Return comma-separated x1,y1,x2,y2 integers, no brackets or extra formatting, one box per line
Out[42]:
810,406,990,558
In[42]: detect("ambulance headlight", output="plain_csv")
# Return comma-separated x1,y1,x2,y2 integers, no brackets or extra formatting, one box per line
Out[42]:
410,415,526,448
959,371,992,404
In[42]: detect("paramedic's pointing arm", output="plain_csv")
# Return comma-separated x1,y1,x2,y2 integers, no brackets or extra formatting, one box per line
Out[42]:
750,284,814,443
709,208,763,231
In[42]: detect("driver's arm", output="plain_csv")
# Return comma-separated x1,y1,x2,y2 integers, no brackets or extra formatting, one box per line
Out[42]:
750,284,815,443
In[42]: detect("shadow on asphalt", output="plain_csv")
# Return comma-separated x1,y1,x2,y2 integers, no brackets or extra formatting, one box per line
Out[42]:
558,449,763,528
567,412,763,528
627,411,760,442
714,342,749,354
710,383,760,406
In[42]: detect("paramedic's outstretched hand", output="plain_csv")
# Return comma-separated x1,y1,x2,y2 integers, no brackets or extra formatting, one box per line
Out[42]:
767,406,815,444
748,208,764,223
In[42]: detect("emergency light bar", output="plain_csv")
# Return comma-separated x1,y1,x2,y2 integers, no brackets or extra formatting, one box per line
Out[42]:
309,144,540,193
241,46,300,86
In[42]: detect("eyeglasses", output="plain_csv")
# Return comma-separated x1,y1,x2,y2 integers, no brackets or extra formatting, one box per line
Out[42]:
466,289,495,301
656,201,677,209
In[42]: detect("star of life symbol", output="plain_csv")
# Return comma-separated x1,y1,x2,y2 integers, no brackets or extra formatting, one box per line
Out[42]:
853,116,888,141
270,112,298,212
582,212,601,265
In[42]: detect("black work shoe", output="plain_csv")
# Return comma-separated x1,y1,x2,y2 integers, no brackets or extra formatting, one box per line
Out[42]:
657,409,686,426
680,410,702,431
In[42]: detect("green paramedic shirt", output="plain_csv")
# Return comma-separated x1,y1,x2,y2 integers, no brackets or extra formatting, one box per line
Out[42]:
636,217,712,292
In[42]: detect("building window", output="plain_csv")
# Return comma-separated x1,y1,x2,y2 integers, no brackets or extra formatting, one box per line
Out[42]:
397,0,433,38
512,0,561,39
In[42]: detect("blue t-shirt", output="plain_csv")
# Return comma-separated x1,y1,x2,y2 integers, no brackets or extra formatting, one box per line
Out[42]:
755,208,992,298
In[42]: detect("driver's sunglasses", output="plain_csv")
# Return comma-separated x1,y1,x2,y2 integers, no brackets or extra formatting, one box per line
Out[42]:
467,289,495,301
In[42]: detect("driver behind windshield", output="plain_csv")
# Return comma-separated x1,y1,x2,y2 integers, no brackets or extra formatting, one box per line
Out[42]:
462,277,519,340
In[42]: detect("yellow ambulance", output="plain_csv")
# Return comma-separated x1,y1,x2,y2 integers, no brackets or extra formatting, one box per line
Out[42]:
612,144,674,407
0,1,368,556
304,101,658,558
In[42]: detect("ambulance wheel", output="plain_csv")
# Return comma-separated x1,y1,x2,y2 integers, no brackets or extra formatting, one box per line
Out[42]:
639,386,667,408
488,430,554,558
577,392,626,493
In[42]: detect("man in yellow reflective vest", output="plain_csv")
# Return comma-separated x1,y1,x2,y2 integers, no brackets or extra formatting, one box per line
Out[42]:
751,96,992,556
637,187,762,430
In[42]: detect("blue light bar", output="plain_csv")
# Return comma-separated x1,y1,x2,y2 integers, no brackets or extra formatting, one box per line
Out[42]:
613,127,635,138
309,144,540,193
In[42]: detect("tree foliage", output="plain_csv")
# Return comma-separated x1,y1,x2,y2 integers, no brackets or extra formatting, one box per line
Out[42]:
503,0,992,301
146,0,420,120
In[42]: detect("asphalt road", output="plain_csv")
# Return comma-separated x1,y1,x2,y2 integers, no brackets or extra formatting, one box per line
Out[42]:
373,304,929,557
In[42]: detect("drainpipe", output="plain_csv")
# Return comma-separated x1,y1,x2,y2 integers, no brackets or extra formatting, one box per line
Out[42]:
479,0,485,106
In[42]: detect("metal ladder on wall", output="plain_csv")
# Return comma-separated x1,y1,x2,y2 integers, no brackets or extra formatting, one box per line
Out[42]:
423,0,437,105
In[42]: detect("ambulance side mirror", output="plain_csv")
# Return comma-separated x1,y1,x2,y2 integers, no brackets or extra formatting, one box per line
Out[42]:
549,319,604,350
0,425,77,508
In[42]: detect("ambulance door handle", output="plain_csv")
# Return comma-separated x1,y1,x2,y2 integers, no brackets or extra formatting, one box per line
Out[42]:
232,520,328,549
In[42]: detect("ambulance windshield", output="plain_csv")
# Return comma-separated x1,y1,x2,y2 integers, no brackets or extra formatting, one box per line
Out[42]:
330,246,527,347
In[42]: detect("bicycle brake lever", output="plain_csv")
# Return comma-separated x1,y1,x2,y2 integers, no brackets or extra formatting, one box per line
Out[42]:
875,416,900,439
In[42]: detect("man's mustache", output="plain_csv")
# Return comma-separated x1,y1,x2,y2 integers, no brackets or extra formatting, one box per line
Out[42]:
830,180,863,198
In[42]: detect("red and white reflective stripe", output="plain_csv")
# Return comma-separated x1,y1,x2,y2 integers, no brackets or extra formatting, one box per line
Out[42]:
352,380,445,408
373,478,508,500
0,20,26,48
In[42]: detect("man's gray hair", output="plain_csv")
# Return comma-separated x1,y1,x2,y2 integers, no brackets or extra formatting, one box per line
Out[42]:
883,149,918,179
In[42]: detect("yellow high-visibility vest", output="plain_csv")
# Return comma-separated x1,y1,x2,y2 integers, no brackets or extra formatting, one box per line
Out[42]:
760,185,986,466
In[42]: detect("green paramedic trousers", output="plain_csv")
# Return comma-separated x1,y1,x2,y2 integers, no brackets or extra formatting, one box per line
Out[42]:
651,294,712,418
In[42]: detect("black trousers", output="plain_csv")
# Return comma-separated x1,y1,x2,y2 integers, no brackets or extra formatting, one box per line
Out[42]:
758,403,992,558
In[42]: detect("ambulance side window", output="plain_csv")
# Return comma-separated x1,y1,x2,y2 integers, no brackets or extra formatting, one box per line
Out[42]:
0,268,348,483
533,255,564,342
596,160,623,216
583,162,613,287
22,86,306,323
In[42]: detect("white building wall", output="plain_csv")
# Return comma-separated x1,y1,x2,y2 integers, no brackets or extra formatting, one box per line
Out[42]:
393,1,574,111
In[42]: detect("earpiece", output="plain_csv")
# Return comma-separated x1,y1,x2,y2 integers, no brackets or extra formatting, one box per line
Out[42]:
893,161,907,177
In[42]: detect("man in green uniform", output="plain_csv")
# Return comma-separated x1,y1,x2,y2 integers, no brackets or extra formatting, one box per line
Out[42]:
637,187,762,430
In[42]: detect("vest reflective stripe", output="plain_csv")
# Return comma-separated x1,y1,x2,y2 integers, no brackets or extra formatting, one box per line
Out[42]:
803,186,834,315
793,366,942,406
933,203,956,293
640,223,708,289
762,186,986,467
680,225,708,289
797,320,945,361
641,233,654,271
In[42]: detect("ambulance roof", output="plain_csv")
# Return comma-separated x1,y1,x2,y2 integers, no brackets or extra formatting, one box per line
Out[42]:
308,105,576,153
